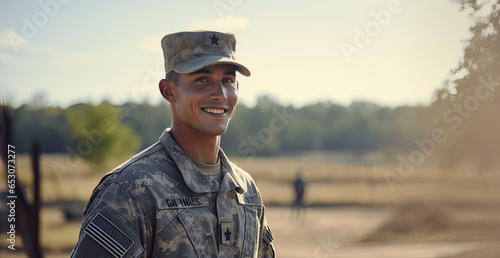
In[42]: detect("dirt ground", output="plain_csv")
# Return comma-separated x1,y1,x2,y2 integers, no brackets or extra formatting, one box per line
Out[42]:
267,206,500,258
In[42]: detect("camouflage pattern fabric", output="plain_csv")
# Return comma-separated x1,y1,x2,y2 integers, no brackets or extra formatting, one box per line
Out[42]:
161,31,250,77
71,128,275,257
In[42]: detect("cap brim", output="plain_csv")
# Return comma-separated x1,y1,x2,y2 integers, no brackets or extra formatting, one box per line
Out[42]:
173,56,251,77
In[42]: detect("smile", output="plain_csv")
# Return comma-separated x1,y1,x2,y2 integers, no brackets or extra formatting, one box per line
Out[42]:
203,108,226,114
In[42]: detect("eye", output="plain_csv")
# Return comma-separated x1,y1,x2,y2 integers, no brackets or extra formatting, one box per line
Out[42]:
222,77,235,84
195,77,209,82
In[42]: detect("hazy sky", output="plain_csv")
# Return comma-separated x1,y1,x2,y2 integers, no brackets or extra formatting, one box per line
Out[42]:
0,0,472,108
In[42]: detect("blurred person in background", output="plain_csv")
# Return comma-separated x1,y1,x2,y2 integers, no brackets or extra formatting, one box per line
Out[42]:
291,168,306,221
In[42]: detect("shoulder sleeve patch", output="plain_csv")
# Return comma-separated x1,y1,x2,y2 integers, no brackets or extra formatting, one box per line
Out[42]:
84,213,134,257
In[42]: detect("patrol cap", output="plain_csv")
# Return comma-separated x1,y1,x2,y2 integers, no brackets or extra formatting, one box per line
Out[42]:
161,31,251,77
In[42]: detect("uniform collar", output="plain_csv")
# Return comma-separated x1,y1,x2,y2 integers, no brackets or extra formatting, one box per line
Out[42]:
158,129,245,194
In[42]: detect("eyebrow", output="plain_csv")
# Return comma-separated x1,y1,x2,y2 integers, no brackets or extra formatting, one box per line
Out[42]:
225,70,236,76
189,68,236,76
190,68,212,75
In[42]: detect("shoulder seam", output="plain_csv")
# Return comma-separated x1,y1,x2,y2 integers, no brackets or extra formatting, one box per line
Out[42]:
115,182,153,243
114,142,164,174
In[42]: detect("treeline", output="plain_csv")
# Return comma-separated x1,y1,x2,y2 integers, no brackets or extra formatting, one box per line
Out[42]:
10,96,436,158
8,0,499,171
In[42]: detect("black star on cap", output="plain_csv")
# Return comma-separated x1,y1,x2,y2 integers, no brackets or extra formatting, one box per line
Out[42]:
209,33,220,46
224,227,231,241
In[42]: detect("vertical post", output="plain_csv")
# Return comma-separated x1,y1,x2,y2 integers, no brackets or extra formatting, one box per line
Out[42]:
31,141,42,255
1,105,43,258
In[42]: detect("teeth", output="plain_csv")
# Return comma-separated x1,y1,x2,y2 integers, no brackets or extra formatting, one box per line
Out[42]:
204,108,225,114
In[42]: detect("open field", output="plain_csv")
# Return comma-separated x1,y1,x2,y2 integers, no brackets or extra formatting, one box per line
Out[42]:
1,151,500,257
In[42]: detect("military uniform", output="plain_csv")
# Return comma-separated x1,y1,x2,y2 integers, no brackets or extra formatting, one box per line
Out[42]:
71,129,275,257
72,30,274,257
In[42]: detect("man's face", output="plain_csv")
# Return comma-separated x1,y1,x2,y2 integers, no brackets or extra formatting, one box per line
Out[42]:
171,64,239,136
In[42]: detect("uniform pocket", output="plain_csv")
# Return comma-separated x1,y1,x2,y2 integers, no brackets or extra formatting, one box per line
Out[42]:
241,206,260,258
178,209,216,257
154,209,217,258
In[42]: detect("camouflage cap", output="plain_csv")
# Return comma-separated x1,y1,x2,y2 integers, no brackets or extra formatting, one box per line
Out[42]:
161,31,250,77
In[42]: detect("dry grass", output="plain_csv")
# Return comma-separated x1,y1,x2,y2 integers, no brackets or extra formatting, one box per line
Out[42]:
0,154,127,202
1,151,499,256
232,152,500,207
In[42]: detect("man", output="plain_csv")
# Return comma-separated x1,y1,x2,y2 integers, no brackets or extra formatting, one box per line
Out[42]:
291,169,306,220
71,31,275,257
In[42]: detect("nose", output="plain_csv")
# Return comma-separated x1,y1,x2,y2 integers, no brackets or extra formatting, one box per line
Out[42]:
210,83,227,102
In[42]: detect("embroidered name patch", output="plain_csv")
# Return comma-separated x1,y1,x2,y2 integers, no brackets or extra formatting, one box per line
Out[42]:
157,197,209,209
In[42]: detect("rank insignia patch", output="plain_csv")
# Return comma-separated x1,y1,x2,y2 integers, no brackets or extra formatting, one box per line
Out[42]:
205,32,223,48
221,222,235,245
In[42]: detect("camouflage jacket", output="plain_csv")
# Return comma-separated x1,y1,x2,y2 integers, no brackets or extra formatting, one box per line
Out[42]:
71,129,275,257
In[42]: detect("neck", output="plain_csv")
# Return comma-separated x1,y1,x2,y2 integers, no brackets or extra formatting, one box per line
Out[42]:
170,125,221,164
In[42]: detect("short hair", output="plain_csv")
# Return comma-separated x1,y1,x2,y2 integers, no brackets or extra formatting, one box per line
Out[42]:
165,71,180,84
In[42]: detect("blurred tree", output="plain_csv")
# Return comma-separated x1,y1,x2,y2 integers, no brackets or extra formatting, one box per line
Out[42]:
66,101,140,165
13,104,71,153
221,103,252,153
229,95,286,155
10,96,440,158
122,101,172,150
28,92,50,110
433,0,500,172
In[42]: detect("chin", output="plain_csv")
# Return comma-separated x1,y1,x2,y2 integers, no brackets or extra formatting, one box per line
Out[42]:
212,128,228,136
202,125,228,136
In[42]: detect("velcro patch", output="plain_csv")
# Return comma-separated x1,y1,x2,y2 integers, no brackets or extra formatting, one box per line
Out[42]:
156,197,209,209
85,213,133,258
237,194,262,205
221,222,235,245
205,32,223,48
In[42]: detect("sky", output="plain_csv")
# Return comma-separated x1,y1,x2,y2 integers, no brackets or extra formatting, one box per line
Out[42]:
0,0,473,108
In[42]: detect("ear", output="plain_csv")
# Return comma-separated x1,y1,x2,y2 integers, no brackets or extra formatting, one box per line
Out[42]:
159,79,176,103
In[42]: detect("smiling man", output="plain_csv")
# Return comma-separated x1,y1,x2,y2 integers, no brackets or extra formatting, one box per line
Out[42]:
71,31,275,257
